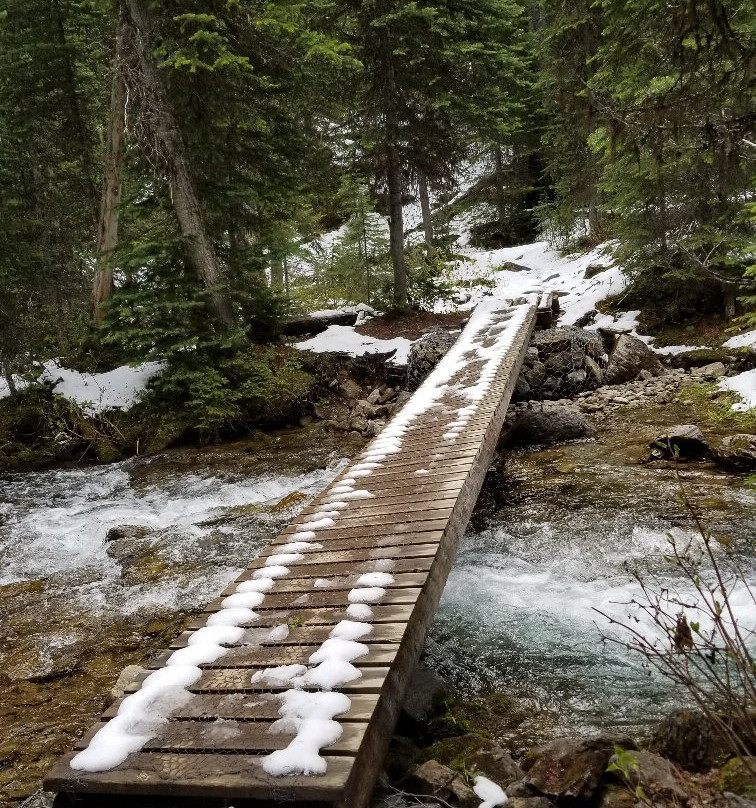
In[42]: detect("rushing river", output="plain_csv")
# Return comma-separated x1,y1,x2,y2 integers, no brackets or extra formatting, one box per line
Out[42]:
0,415,754,802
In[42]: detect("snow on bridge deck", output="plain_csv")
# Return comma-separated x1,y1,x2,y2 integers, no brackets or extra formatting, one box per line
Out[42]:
45,295,539,808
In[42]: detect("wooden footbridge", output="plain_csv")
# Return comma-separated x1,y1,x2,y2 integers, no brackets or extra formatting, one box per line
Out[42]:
45,294,550,807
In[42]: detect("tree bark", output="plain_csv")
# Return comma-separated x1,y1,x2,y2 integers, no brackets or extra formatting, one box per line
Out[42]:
125,0,235,328
587,188,601,238
93,9,128,322
386,146,407,311
493,145,508,225
418,173,433,252
270,258,284,288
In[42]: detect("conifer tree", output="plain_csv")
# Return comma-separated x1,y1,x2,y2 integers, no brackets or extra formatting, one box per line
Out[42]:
341,0,531,310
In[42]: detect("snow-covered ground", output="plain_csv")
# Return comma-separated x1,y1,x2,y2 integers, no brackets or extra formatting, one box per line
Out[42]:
0,360,165,412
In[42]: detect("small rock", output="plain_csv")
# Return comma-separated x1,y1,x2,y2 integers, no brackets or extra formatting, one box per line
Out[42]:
525,734,636,803
378,387,396,404
366,387,382,405
338,377,363,400
692,361,727,379
713,434,756,471
722,793,756,808
354,399,378,419
110,665,145,699
506,780,539,798
429,734,524,788
650,708,731,772
650,425,709,459
509,799,554,808
105,525,152,542
607,750,690,804
584,262,610,279
403,760,478,808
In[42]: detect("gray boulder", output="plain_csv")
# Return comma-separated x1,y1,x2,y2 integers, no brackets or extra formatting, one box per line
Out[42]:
525,735,635,803
406,330,458,391
713,434,756,471
650,425,709,459
401,665,447,723
650,708,730,772
502,404,596,448
604,334,665,384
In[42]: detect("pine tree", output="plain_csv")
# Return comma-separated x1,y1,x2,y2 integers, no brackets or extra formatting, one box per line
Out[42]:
341,0,532,310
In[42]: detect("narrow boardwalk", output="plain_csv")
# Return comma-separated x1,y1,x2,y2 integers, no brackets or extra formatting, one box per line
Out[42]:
45,296,539,807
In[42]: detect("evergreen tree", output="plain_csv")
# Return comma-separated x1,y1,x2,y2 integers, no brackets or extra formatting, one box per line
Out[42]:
341,0,531,309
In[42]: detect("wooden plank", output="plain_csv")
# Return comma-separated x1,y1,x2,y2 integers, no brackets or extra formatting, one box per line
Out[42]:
169,623,408,650
282,506,455,532
125,667,390,694
205,586,422,612
77,720,367,754
149,644,400,670
220,571,427,597
246,543,440,568
187,604,415,630
234,556,433,581
45,752,354,801
103,692,381,721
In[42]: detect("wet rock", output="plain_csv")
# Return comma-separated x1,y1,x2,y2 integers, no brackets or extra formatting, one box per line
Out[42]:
105,524,152,542
650,425,709,459
650,708,730,772
401,665,447,724
502,404,596,448
403,760,478,808
691,361,727,379
713,434,756,471
110,664,146,700
509,798,554,808
604,334,665,385
339,378,363,401
406,330,458,391
596,783,637,808
670,348,735,370
524,734,636,803
428,734,524,788
506,780,540,798
607,750,690,804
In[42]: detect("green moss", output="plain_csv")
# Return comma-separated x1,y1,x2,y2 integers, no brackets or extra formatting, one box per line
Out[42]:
719,757,756,797
677,382,756,433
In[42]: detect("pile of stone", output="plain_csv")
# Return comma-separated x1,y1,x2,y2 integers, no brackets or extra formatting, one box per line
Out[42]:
514,328,668,401
320,381,405,439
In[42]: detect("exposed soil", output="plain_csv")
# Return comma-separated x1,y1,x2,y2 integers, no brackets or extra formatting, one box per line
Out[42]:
355,310,468,341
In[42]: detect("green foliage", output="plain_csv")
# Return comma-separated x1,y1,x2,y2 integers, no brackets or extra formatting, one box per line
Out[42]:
606,746,651,805
404,246,456,311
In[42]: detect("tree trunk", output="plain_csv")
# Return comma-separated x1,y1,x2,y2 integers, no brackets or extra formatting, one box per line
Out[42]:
125,0,235,328
418,174,433,253
270,258,284,288
386,146,407,311
93,10,128,322
493,145,508,225
587,188,601,238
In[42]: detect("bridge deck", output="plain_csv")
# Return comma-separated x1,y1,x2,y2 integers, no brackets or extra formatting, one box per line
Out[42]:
45,296,537,807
